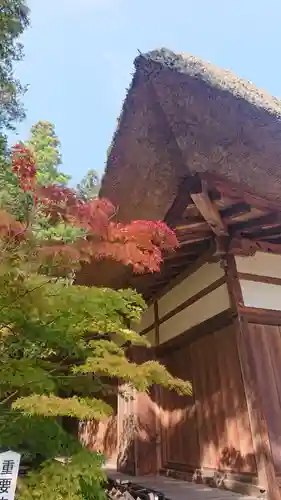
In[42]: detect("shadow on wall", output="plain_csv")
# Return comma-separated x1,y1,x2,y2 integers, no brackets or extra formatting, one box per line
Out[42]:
117,324,259,482
119,387,257,481
79,408,118,463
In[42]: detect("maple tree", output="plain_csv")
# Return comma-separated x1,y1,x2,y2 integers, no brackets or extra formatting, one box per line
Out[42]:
0,145,191,499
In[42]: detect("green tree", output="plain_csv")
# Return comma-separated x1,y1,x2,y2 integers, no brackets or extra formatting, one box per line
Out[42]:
0,1,30,223
77,169,100,200
0,144,190,500
26,121,71,186
0,121,79,242
0,0,30,132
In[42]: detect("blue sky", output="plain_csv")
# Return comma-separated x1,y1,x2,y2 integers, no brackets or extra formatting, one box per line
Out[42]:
10,0,281,184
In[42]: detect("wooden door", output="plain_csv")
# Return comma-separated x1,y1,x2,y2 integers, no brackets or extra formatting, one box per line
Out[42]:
158,344,200,472
246,323,281,483
190,324,257,475
134,346,158,475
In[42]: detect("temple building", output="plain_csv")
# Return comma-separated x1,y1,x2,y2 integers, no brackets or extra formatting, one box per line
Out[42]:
79,48,281,500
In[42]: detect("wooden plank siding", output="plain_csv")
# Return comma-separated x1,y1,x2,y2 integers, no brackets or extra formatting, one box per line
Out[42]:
157,323,256,477
227,252,281,500
246,324,281,481
120,257,259,490
81,251,281,499
158,345,199,472
133,346,158,476
117,383,136,475
192,324,256,475
79,393,118,463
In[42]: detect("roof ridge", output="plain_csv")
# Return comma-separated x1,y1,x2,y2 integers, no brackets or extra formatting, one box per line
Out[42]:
136,47,281,119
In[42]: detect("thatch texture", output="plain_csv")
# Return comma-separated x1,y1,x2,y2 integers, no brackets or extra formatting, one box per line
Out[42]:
100,48,281,223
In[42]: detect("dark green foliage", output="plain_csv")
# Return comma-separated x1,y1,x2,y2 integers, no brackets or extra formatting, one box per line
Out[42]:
0,0,29,131
26,121,71,186
77,169,100,201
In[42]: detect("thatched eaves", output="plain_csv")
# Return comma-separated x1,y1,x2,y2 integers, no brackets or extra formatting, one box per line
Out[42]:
78,49,281,291
100,48,281,223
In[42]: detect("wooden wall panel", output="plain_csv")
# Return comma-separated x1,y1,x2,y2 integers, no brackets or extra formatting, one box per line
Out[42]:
117,384,136,475
191,324,256,475
158,322,257,476
158,345,200,471
133,346,158,475
246,323,281,479
135,388,158,475
79,393,117,464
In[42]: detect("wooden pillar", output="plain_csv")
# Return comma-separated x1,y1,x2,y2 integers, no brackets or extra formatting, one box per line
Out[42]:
133,344,158,476
225,254,281,500
154,300,162,474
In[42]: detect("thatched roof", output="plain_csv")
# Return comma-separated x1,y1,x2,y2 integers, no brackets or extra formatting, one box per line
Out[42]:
77,48,281,291
100,48,281,222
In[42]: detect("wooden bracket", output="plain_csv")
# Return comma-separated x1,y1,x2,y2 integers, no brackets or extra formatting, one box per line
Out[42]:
214,235,229,256
189,175,228,236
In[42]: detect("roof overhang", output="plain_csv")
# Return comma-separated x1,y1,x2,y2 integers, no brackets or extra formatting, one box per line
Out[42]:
77,48,281,297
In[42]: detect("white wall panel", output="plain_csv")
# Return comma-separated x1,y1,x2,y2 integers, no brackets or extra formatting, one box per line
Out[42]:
133,304,154,333
159,284,230,344
158,262,224,318
145,328,155,346
240,280,281,310
235,252,281,278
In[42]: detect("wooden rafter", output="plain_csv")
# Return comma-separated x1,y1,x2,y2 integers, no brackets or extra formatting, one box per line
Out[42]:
129,171,281,300
200,171,281,213
188,175,228,236
229,237,281,256
230,211,281,234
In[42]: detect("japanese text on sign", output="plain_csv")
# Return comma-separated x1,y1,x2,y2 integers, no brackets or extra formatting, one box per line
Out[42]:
0,451,21,500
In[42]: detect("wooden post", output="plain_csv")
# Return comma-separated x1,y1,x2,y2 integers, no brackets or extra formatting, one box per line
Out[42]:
225,254,281,500
154,300,162,474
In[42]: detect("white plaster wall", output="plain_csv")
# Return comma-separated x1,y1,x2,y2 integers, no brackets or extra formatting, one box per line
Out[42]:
158,262,224,319
158,284,230,344
235,252,281,278
236,252,281,310
240,280,281,310
133,304,154,333
145,328,155,346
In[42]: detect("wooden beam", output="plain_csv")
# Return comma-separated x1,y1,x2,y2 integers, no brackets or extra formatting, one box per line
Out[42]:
243,225,281,240
163,241,209,260
175,203,250,233
165,177,193,226
147,242,216,304
175,218,209,232
177,232,212,244
213,235,229,257
229,237,281,256
230,212,280,234
170,256,198,269
188,175,228,236
200,171,281,214
220,202,251,221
